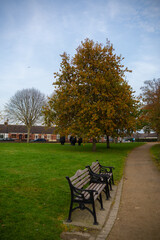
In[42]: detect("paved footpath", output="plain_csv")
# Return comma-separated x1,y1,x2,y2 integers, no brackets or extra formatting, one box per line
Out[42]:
107,143,160,240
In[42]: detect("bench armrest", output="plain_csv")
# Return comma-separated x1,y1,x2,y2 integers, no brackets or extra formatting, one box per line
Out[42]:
95,160,115,173
100,165,114,173
86,166,110,183
101,165,115,169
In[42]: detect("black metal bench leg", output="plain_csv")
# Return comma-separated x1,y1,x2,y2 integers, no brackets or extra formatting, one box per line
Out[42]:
105,183,110,199
92,200,98,225
112,175,114,185
99,193,104,210
109,179,112,190
66,200,73,222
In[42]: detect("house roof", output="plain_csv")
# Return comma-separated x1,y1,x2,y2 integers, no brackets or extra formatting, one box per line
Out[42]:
0,124,55,134
133,132,158,138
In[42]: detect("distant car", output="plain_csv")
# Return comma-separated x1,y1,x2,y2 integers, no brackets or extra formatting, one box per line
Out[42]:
33,138,47,143
2,138,14,141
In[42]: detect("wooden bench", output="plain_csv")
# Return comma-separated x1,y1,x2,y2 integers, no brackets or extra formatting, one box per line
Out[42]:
66,167,108,225
86,160,115,200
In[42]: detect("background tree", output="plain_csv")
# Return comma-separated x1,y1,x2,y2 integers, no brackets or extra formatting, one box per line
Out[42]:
0,111,3,123
140,78,160,141
43,39,138,151
5,88,46,143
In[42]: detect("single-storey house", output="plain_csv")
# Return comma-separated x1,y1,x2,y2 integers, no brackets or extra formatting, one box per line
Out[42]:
0,123,158,143
0,124,58,142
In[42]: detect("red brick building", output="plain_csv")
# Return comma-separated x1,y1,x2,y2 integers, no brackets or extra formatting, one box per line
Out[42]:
1,124,157,143
0,124,58,142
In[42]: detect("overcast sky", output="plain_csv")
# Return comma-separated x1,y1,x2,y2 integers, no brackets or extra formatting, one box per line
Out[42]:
0,0,160,115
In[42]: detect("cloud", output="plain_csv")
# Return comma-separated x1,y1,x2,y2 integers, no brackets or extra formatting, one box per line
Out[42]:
0,0,160,111
127,57,160,95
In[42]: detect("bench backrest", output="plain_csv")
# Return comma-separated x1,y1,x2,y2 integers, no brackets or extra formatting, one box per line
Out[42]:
69,168,90,189
90,161,101,174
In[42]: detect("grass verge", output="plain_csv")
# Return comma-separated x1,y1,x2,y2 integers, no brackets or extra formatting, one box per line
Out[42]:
0,142,143,240
150,144,160,170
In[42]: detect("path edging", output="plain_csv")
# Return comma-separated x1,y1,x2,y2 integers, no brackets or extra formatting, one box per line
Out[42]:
95,177,123,240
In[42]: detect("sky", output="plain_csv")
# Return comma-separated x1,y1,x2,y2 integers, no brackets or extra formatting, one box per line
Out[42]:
0,0,160,116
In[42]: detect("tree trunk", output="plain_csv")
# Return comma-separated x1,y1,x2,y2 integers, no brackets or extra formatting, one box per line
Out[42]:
157,134,160,142
92,138,96,152
27,127,31,143
106,135,110,148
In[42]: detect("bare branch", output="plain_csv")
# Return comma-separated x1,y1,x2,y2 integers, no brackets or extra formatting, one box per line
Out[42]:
5,88,46,142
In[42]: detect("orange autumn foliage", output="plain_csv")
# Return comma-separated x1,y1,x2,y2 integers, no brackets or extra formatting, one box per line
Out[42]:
139,78,160,140
43,39,138,150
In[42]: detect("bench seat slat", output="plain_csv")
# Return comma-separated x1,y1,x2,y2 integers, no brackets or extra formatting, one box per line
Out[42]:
70,168,88,181
92,166,100,174
71,171,90,185
91,163,100,174
74,176,90,188
82,183,106,200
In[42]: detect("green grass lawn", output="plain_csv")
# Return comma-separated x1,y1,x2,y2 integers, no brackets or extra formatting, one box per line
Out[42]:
151,144,160,170
0,142,144,240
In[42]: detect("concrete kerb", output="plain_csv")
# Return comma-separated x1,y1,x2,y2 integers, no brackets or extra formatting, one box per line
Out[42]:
61,178,123,240
95,177,123,240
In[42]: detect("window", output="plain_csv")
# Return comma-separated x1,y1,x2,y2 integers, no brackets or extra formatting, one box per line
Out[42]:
35,134,38,139
11,134,16,138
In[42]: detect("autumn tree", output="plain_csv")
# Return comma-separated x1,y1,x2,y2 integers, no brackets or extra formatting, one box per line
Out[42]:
5,88,46,143
140,78,160,141
43,39,138,151
0,111,3,122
